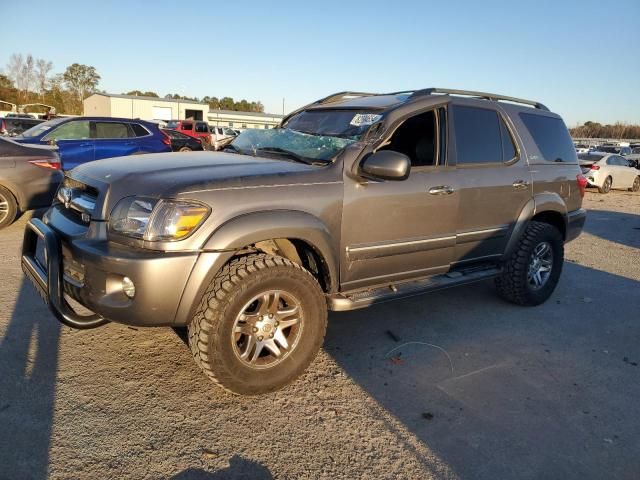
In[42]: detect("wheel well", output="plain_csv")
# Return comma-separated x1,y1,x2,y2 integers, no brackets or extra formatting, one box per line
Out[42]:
532,210,566,239
230,238,332,292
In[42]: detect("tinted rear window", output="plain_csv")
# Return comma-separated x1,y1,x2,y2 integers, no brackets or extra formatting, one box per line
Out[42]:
520,113,577,163
453,105,515,164
131,123,149,137
578,153,604,162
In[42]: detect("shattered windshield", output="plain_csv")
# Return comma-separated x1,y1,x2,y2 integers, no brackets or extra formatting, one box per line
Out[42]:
229,109,382,163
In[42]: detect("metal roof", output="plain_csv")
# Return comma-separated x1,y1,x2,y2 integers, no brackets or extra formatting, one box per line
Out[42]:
91,93,208,106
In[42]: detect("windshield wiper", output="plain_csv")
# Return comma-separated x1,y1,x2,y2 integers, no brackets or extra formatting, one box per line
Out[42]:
255,147,324,165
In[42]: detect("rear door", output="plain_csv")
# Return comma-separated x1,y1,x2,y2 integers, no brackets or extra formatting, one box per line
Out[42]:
92,121,137,160
42,120,93,169
451,104,532,263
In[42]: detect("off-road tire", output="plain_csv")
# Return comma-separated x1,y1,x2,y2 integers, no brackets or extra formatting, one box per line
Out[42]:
495,221,564,306
0,185,18,229
598,176,612,194
188,253,327,395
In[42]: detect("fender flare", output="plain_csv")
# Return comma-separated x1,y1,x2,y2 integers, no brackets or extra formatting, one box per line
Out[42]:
502,194,568,259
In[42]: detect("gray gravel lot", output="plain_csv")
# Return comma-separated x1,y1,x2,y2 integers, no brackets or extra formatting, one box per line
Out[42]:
0,190,639,480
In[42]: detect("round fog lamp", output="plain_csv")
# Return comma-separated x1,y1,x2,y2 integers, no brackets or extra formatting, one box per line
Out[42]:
122,277,136,298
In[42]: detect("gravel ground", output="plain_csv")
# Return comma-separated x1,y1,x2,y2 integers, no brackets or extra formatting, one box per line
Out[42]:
0,190,639,480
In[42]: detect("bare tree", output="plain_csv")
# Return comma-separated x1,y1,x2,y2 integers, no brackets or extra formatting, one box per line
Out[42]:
22,54,35,94
6,53,25,93
35,58,53,99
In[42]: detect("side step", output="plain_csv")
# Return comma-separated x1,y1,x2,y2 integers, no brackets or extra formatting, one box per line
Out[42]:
327,266,502,311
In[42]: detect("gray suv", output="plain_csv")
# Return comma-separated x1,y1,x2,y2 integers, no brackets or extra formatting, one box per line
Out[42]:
22,88,587,395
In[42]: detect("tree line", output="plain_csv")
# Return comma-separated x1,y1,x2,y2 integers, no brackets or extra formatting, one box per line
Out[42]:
570,121,640,140
1,53,265,116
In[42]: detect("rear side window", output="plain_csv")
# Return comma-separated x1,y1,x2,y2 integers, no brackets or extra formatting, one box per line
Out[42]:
182,123,193,131
453,106,516,164
195,122,208,133
520,113,577,163
95,122,130,139
131,123,149,137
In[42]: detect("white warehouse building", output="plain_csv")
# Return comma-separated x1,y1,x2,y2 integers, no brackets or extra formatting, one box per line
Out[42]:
83,93,283,130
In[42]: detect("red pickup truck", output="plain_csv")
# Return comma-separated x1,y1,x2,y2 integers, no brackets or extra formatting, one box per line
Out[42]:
165,120,211,145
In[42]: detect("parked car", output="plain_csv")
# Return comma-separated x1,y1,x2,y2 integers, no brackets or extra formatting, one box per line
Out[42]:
574,143,591,154
162,129,204,152
6,113,36,118
22,88,586,395
1,116,45,137
579,152,640,193
595,145,632,156
14,117,171,169
0,137,63,229
165,120,212,145
627,146,640,168
209,126,236,151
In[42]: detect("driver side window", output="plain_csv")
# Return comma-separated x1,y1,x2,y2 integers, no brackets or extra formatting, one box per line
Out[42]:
379,110,437,167
43,121,90,141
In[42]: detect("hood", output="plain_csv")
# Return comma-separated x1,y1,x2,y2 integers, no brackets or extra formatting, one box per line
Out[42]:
69,151,325,214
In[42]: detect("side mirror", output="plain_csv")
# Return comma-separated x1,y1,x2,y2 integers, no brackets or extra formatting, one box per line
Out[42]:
47,139,57,147
360,150,411,181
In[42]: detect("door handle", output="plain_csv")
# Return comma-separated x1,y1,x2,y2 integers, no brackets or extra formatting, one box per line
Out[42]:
512,180,529,190
428,185,455,195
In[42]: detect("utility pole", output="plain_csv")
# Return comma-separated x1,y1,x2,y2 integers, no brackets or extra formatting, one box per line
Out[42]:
282,98,285,116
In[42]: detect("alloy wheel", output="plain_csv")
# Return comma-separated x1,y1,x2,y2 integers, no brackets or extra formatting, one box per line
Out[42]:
0,193,8,224
232,290,303,369
527,241,553,290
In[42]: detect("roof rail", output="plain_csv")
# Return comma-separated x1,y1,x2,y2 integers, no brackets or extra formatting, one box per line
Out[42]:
409,88,549,111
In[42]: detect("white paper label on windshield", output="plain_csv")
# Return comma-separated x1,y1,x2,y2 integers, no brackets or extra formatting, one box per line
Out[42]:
350,113,381,127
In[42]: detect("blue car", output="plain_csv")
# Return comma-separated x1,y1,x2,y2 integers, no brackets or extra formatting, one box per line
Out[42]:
15,117,171,169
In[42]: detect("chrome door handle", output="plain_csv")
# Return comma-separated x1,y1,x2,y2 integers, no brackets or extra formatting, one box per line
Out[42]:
512,180,529,190
428,185,455,195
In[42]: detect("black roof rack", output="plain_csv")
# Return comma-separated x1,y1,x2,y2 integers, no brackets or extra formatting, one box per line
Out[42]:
409,88,549,111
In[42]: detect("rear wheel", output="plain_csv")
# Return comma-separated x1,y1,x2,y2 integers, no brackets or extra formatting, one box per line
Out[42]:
179,146,192,152
0,185,18,229
598,176,612,194
188,254,327,395
495,221,564,306
629,176,640,192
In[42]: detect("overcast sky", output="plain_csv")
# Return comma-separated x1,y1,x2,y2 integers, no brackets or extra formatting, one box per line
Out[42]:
2,0,639,125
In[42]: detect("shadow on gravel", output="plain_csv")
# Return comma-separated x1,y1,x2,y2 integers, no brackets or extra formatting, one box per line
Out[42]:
0,279,61,480
583,209,640,249
324,262,640,480
170,455,273,479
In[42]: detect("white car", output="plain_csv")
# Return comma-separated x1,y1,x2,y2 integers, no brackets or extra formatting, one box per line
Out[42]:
579,152,640,193
208,126,237,150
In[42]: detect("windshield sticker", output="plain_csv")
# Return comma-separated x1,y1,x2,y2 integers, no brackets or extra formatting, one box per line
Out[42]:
349,113,382,127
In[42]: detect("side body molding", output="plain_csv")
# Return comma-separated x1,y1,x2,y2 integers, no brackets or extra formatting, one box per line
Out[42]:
501,193,568,260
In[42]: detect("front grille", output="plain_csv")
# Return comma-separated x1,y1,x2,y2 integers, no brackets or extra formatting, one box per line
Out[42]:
57,177,100,223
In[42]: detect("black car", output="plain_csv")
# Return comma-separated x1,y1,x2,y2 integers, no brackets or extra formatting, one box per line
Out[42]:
0,137,63,229
162,129,204,152
0,116,44,137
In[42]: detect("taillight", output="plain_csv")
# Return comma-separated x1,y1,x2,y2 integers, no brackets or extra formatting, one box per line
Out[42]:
29,157,61,170
576,174,588,198
590,165,600,170
161,131,171,146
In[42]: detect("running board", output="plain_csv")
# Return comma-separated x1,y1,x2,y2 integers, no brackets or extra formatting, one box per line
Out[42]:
327,266,502,311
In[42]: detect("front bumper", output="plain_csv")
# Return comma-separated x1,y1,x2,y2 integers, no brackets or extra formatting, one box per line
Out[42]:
22,218,201,328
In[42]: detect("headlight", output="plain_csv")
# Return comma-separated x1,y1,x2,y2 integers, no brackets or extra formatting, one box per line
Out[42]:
110,197,210,241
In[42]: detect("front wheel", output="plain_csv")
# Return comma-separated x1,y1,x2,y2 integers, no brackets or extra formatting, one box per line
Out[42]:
495,221,564,306
0,185,18,229
188,254,327,395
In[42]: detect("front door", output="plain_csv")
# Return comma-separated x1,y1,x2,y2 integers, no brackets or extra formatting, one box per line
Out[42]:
340,109,459,291
41,120,94,169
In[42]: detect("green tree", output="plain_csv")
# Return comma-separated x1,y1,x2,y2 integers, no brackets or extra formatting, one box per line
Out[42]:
63,63,101,101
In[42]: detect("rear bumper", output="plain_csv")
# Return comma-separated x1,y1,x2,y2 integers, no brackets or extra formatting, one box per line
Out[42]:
566,208,587,243
22,218,203,328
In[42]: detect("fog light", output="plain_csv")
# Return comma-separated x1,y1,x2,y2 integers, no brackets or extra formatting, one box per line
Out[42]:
122,276,135,298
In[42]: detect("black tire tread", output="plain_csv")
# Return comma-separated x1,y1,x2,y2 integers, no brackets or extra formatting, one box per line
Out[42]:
187,253,326,394
495,221,563,306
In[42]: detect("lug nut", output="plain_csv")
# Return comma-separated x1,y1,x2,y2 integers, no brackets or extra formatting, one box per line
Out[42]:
275,321,279,326
258,336,263,341
253,327,258,332
270,334,274,339
269,314,273,318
